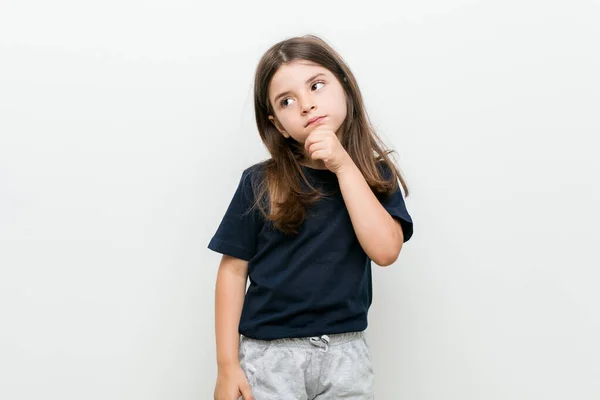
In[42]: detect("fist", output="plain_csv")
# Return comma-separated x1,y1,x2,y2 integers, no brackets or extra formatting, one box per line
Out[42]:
304,129,351,174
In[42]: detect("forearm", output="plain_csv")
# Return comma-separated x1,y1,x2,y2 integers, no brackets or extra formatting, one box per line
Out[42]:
214,258,247,369
336,160,403,266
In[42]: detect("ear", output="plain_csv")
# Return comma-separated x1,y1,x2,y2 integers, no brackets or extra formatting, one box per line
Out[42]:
268,115,290,138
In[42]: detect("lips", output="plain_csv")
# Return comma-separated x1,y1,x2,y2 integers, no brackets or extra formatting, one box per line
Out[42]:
306,116,326,127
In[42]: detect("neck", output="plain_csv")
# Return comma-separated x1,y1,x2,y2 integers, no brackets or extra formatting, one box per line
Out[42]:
302,160,328,170
298,150,328,170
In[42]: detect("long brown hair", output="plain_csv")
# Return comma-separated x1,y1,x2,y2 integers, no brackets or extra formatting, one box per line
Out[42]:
251,34,410,235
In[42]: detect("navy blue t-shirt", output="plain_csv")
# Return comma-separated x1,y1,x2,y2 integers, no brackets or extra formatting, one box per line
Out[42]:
208,161,413,340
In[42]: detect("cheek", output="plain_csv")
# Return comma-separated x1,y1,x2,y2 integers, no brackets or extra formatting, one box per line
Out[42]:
281,114,299,128
278,113,303,133
293,113,307,126
332,88,348,116
335,96,348,120
339,99,348,118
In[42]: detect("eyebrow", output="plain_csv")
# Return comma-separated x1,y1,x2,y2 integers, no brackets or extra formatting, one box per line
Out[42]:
272,73,326,104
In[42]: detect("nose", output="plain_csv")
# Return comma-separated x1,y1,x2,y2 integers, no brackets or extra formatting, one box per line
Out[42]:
300,96,316,114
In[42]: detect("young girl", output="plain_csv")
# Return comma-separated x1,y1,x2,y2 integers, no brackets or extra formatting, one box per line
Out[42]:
209,35,414,400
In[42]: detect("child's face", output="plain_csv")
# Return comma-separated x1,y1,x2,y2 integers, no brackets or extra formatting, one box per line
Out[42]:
267,60,347,144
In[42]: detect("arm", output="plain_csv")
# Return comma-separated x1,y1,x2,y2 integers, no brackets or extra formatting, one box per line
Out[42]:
215,254,248,368
336,160,404,267
303,129,405,266
214,254,255,399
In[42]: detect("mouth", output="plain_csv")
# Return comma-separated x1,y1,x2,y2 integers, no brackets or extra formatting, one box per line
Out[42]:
306,116,326,127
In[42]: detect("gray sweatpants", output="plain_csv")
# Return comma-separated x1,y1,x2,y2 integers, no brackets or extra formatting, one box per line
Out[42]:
238,331,374,399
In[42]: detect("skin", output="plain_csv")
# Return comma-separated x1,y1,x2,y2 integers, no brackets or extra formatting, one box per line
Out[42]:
268,59,348,170
214,59,405,400
266,59,404,264
214,256,253,400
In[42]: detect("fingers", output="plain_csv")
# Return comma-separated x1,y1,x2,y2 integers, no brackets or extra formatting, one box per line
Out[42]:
304,135,316,154
305,135,334,156
310,149,332,161
306,141,327,156
240,382,254,400
304,129,331,153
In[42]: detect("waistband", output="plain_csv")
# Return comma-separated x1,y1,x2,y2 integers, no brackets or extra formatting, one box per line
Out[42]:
240,330,365,349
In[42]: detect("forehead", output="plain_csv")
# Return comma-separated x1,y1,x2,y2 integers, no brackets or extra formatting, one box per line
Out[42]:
269,60,331,96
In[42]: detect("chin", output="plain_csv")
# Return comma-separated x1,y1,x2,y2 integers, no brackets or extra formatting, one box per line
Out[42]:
290,135,309,144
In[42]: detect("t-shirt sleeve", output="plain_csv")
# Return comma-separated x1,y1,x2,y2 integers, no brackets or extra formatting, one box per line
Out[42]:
207,167,264,261
377,162,414,243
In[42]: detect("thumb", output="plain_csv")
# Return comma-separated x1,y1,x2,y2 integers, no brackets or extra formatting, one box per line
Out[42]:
239,381,254,400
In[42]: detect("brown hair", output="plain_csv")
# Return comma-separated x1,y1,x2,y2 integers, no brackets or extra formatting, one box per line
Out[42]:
251,34,410,235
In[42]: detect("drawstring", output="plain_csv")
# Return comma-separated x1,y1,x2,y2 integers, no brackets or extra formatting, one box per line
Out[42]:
309,334,330,352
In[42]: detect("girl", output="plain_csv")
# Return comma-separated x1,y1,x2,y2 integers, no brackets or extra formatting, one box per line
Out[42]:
209,35,414,400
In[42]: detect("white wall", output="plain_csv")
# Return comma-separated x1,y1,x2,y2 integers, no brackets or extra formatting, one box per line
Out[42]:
1,1,598,399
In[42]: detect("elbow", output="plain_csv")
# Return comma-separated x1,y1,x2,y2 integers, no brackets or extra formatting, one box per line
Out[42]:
370,220,405,267
372,245,402,267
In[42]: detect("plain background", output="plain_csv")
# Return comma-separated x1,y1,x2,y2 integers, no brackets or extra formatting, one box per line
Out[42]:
1,0,599,399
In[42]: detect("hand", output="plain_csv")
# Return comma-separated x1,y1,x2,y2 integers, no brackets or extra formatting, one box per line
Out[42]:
304,128,352,174
214,365,254,400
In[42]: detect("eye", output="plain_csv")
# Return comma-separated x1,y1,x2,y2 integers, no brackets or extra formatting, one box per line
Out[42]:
280,98,294,108
312,81,325,91
279,81,325,108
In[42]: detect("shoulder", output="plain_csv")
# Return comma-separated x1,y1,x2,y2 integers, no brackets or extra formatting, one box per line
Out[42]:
240,160,268,189
374,158,394,180
234,160,271,205
241,159,270,178
374,158,401,191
